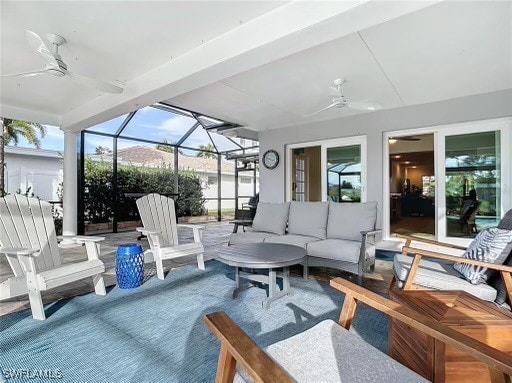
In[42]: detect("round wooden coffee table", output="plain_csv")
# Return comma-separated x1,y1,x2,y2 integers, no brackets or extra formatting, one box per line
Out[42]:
218,243,307,309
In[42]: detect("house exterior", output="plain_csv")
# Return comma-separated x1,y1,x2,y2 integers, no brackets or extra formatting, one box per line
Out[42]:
3,146,63,201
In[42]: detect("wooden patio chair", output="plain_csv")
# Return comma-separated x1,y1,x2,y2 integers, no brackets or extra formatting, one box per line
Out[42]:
393,210,512,308
205,278,512,382
0,194,106,320
136,193,205,280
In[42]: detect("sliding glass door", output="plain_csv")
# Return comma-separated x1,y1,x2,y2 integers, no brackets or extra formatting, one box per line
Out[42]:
436,121,510,245
286,136,366,203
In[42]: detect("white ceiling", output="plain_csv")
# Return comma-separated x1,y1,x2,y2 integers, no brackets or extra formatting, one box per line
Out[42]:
0,1,286,118
168,0,512,131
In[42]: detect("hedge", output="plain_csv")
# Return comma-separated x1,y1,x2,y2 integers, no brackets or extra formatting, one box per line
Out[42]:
84,159,205,223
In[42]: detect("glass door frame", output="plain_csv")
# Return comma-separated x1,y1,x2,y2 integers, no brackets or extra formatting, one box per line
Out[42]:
382,117,511,245
285,135,367,202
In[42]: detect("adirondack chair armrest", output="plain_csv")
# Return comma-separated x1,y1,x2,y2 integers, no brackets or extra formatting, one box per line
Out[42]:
73,236,105,244
177,224,205,230
0,247,40,256
136,227,161,235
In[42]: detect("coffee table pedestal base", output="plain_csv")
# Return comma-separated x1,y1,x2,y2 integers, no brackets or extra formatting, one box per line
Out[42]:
233,267,292,309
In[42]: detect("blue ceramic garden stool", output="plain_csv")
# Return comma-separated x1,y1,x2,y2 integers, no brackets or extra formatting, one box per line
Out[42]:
116,243,144,289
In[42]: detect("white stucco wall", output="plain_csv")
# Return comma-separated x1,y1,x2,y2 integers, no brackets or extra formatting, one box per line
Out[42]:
4,147,63,201
258,89,512,228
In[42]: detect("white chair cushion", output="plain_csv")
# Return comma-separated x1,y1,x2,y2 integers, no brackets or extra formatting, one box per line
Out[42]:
287,202,329,239
307,239,375,263
234,320,428,383
393,254,497,302
264,234,319,249
327,202,377,241
229,231,278,245
251,202,290,235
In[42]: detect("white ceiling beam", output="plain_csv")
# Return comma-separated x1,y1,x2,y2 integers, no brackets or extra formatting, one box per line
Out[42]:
61,0,442,132
0,103,60,126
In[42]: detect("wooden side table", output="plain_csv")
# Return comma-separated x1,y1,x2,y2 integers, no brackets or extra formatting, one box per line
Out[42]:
389,290,512,383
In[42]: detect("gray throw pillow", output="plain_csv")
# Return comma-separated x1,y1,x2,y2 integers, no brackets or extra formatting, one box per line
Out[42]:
453,227,512,284
287,202,329,239
327,202,378,241
251,202,290,235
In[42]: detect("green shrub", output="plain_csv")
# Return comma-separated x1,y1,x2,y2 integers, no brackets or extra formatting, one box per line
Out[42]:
83,159,205,223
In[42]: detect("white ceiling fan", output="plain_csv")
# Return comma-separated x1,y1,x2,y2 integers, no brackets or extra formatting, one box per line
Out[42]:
1,30,124,94
305,78,381,116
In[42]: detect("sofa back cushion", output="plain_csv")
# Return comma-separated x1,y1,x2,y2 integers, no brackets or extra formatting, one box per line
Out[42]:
327,202,378,241
251,202,290,235
287,202,329,239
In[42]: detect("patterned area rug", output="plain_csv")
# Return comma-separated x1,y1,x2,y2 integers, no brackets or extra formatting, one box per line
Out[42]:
0,261,388,383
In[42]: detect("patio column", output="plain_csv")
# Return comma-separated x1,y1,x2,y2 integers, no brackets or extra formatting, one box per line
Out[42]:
61,130,78,246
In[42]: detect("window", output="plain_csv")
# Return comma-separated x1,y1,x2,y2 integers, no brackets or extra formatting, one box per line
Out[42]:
207,176,218,185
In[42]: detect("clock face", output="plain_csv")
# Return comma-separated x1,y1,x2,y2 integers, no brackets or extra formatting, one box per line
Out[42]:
263,150,279,169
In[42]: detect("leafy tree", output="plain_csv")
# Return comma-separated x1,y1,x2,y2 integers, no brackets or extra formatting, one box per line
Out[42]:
196,143,217,159
156,139,183,154
95,145,112,155
1,118,47,196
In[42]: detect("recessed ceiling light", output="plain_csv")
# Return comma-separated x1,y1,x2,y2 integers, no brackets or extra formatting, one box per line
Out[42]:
404,161,410,164
388,138,397,144
411,166,417,168
394,155,401,159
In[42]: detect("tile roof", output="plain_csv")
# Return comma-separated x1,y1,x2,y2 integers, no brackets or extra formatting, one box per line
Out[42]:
115,145,235,174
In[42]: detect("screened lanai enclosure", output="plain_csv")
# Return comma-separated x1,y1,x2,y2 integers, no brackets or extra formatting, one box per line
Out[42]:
78,103,259,234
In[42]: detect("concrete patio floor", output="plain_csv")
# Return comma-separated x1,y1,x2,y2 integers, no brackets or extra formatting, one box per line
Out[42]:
0,221,393,317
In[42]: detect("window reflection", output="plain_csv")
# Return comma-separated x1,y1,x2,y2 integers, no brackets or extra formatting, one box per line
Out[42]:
327,145,361,202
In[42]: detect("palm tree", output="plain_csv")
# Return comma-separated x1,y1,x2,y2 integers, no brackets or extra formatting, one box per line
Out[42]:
196,143,217,159
1,118,47,196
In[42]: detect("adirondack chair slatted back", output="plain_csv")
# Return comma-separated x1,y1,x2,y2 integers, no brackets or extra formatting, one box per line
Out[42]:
136,194,179,247
0,195,61,273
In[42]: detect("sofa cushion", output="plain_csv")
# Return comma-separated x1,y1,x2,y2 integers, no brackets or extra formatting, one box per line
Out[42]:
307,239,375,264
251,202,290,235
264,234,319,249
393,254,497,302
327,202,377,241
229,231,278,245
453,227,512,284
234,319,428,383
287,202,329,239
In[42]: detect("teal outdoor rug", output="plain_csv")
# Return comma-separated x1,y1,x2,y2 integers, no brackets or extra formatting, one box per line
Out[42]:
0,261,388,383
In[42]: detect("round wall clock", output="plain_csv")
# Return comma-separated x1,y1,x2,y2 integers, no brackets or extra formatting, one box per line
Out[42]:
262,150,279,170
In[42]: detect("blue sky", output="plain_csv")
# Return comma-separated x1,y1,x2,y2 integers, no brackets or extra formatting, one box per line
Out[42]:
8,107,245,155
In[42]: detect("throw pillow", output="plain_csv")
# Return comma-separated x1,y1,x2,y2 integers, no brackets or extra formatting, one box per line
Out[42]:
287,201,329,239
453,227,512,284
251,202,290,235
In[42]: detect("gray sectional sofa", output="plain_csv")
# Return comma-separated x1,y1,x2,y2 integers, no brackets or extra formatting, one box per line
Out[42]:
229,201,380,284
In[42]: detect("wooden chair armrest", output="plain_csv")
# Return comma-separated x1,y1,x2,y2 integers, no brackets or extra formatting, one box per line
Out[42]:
177,224,205,230
361,229,382,236
136,227,161,235
73,235,105,243
330,278,512,376
403,246,512,273
205,312,293,383
0,247,40,256
394,233,467,251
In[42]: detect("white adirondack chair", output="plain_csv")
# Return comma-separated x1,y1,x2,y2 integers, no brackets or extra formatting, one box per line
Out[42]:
0,194,106,320
136,193,205,280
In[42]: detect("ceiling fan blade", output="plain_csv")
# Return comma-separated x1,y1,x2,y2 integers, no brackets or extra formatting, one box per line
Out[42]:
64,70,124,94
25,30,59,66
305,101,341,117
346,101,382,111
1,69,48,78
